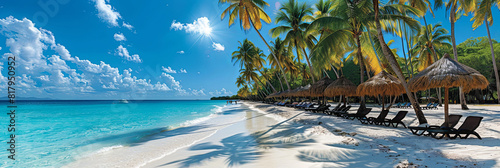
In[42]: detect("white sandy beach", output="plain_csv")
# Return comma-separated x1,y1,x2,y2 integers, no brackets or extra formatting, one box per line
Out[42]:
68,101,500,168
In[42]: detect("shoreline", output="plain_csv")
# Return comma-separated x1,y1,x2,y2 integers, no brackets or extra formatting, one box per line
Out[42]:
68,101,500,167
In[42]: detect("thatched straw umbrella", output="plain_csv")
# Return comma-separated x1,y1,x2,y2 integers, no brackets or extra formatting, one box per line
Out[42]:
286,86,302,98
267,91,281,99
325,77,357,105
409,53,489,127
308,77,334,104
309,77,334,97
357,70,405,111
296,84,311,97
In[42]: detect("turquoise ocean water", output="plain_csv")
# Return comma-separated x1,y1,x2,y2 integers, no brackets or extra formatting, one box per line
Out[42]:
0,100,227,167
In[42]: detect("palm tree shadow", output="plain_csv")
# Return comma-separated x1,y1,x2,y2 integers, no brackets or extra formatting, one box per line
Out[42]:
160,133,261,167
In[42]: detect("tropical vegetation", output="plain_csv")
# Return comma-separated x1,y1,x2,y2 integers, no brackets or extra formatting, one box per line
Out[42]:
219,0,500,124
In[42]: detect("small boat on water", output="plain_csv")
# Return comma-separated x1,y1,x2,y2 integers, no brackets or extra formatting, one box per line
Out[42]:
118,99,129,104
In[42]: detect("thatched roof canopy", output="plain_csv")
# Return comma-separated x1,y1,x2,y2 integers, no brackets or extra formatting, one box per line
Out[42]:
325,77,357,97
296,84,312,97
266,91,280,98
357,70,405,96
278,90,290,97
286,86,303,97
309,77,334,97
409,53,489,92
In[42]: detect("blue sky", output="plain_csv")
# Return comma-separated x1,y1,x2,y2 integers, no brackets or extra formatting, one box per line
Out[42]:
0,0,498,100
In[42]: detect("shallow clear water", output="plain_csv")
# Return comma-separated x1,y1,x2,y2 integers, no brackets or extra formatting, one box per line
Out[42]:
0,100,227,167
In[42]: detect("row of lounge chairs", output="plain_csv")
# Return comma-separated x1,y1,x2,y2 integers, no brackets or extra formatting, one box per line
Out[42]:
266,101,482,139
421,103,439,110
359,110,408,128
394,102,412,108
408,115,483,139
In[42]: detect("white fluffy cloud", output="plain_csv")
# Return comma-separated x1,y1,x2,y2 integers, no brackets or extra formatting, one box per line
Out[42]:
180,68,187,73
191,89,205,96
115,45,142,63
177,50,185,54
209,88,233,96
162,66,176,73
0,16,193,98
212,42,225,51
170,17,212,36
122,22,133,30
93,0,121,26
113,33,126,41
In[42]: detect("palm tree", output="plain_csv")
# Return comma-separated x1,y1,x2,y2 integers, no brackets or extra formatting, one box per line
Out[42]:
240,68,270,95
308,0,371,108
232,39,278,92
309,0,401,109
372,0,428,124
412,23,451,71
471,0,500,103
219,0,291,90
270,0,317,83
268,37,295,90
412,23,451,105
435,0,476,109
235,76,247,88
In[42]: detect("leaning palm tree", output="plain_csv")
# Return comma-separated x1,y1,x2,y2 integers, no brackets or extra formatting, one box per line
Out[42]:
372,0,428,124
435,0,476,109
240,68,270,95
270,0,317,83
219,0,291,90
232,39,278,92
268,37,294,90
471,0,500,103
308,0,398,109
236,76,246,88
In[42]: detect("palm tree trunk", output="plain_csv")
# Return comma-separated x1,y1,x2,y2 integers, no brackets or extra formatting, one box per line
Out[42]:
486,18,500,104
247,11,291,91
372,0,427,124
302,48,316,83
404,24,415,77
258,69,277,93
275,71,284,91
295,41,308,82
424,16,443,106
331,64,340,78
356,35,366,109
398,21,411,76
449,4,469,110
323,69,331,79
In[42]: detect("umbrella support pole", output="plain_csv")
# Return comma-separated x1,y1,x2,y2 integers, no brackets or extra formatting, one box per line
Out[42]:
382,95,385,111
444,87,450,127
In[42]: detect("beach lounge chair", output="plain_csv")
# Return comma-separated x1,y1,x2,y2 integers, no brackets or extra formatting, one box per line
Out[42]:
328,103,341,112
332,105,351,117
311,104,331,113
382,111,408,128
343,108,372,120
427,116,483,139
359,110,389,125
286,102,298,107
422,103,438,110
294,102,305,108
301,103,315,109
408,114,462,136
305,104,319,111
394,102,402,108
421,103,432,110
326,104,345,115
404,103,412,109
